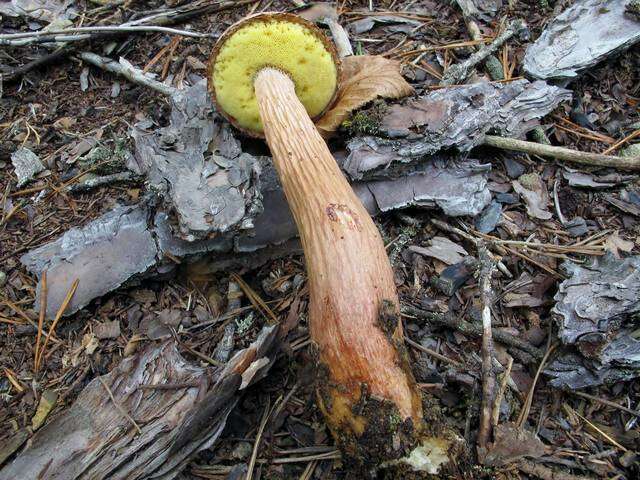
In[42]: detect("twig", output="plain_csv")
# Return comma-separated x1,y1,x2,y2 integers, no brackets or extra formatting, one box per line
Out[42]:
477,244,497,455
402,304,544,362
405,336,464,368
34,271,47,373
454,0,504,81
566,406,627,452
0,25,211,46
37,279,79,371
569,390,640,418
98,376,142,435
246,397,271,480
231,273,279,325
491,355,513,427
517,341,557,429
440,19,527,86
484,135,640,171
1,297,61,345
77,52,178,96
602,127,640,155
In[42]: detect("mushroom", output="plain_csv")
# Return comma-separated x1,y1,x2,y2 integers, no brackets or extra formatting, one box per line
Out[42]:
209,13,454,470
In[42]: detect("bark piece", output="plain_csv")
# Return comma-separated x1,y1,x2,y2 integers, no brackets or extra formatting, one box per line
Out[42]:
11,147,45,187
409,237,469,265
475,201,502,234
553,254,640,346
433,257,478,296
0,0,76,23
483,422,545,467
21,157,492,319
0,326,280,480
21,203,158,319
545,254,640,389
130,81,263,240
512,174,552,220
524,0,640,80
455,0,503,22
354,155,491,216
345,79,570,173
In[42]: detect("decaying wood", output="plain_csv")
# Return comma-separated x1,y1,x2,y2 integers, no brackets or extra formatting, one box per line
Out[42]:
524,0,640,80
78,52,178,96
346,79,570,170
0,326,280,480
130,81,263,240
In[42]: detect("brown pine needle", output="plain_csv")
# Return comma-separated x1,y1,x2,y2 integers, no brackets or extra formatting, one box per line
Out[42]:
602,128,640,155
98,376,142,435
34,271,48,373
230,273,278,325
37,279,79,371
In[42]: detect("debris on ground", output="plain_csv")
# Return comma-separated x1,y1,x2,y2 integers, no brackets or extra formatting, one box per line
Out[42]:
345,79,570,162
0,326,280,480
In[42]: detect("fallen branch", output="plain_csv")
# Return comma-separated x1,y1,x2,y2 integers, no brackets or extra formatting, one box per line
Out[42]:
477,244,497,458
77,52,178,96
0,25,211,46
484,135,640,171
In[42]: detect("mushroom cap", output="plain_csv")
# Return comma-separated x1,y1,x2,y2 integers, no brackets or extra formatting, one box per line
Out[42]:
208,13,340,136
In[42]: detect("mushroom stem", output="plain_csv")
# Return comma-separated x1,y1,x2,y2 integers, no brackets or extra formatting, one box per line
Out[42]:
254,68,424,454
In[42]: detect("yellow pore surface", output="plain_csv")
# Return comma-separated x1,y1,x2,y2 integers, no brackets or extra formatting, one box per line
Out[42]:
212,19,338,134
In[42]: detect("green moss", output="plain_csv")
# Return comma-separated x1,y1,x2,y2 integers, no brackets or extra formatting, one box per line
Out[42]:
518,172,540,190
341,100,387,136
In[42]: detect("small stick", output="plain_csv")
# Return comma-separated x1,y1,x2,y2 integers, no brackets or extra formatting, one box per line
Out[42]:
1,297,61,344
517,342,557,428
484,135,640,171
569,407,627,452
77,52,178,97
491,355,513,426
246,397,272,480
402,305,544,361
477,244,497,454
440,19,527,86
405,336,464,368
569,390,640,418
0,25,210,46
37,279,79,371
602,128,640,155
98,376,142,435
34,271,48,373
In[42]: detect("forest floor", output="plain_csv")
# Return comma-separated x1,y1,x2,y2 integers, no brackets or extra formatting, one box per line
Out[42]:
1,1,639,479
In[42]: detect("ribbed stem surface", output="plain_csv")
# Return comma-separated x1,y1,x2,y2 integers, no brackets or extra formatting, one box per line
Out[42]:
254,67,422,428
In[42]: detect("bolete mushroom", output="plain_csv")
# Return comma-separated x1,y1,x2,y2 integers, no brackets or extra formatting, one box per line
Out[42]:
209,13,455,472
